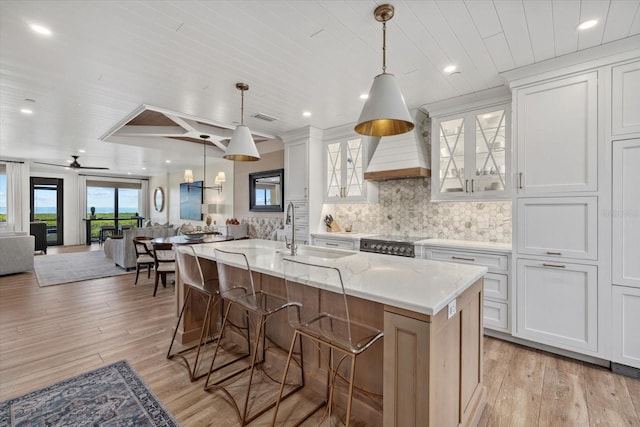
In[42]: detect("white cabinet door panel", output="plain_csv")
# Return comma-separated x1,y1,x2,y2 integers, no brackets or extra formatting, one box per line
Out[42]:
517,197,598,260
612,285,640,368
516,259,597,352
285,140,308,201
612,61,640,136
612,139,640,287
484,300,509,331
516,72,598,194
484,273,509,301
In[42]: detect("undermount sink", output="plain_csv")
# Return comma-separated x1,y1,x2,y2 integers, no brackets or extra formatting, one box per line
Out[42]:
276,245,357,259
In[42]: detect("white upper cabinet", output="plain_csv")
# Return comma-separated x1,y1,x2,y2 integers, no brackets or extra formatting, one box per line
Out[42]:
284,139,309,201
323,124,377,203
612,60,640,136
431,103,511,201
612,138,640,288
515,72,598,194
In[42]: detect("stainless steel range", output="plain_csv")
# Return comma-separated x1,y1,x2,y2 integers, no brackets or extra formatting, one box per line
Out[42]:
359,235,430,258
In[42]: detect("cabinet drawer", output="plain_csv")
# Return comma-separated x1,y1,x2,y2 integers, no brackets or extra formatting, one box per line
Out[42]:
517,197,597,260
312,237,356,250
288,200,309,212
484,273,508,301
516,259,597,352
484,300,509,331
427,249,508,273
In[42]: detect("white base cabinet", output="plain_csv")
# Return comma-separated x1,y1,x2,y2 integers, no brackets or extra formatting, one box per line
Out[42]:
423,246,511,333
612,285,640,369
516,259,598,353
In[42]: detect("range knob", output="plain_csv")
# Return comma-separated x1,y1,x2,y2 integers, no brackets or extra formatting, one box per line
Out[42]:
406,248,413,256
399,247,405,253
381,245,387,252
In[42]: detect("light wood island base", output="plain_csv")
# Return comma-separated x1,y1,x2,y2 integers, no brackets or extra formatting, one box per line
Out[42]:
176,254,486,427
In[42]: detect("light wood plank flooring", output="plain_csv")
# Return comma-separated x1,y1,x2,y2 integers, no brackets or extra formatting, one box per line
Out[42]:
1,244,639,426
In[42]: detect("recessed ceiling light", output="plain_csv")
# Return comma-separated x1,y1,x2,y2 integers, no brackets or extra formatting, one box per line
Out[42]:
165,160,171,164
20,108,33,114
577,19,598,30
30,24,52,36
443,65,457,73
360,94,369,100
127,172,132,175
141,167,147,171
78,149,86,153
302,111,311,117
66,159,72,163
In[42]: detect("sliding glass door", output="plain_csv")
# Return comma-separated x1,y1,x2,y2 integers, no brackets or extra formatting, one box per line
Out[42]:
86,181,141,242
30,177,64,246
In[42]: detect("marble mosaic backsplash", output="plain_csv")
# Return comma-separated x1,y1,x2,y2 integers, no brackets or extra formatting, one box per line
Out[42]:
331,178,512,243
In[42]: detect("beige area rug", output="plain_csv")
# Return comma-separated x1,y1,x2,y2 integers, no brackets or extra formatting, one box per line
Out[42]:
34,251,132,287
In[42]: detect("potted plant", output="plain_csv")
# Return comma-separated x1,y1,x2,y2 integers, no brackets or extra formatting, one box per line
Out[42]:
90,206,96,219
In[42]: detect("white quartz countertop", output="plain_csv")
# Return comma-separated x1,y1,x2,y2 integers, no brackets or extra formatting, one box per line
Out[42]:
311,232,512,253
185,239,487,316
310,232,376,239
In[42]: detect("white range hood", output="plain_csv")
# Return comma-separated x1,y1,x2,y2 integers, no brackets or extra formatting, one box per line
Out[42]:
364,109,431,181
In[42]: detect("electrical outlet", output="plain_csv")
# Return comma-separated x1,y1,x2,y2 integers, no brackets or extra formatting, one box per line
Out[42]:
447,299,457,319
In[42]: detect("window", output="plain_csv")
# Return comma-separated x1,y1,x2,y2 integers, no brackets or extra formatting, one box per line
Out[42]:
0,164,6,223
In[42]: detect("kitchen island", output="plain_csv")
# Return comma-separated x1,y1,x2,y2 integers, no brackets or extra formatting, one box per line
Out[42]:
177,239,488,426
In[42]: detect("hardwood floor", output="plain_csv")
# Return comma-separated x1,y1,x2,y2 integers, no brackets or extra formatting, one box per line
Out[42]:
1,244,639,426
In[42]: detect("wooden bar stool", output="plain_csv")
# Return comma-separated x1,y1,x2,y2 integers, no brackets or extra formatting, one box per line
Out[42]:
205,248,304,426
273,259,384,426
151,242,175,297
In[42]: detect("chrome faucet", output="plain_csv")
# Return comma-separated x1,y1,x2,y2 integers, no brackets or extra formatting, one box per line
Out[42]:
285,201,297,255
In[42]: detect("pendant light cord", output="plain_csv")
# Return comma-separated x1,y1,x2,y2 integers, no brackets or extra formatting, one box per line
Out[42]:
382,21,387,73
240,88,245,126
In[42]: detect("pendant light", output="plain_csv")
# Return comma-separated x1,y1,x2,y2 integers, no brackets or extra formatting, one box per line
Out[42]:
224,83,260,161
355,4,414,137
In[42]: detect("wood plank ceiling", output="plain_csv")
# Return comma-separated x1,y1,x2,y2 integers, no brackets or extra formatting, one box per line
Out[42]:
0,0,638,176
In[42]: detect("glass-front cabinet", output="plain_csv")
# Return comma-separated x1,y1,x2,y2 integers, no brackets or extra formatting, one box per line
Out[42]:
432,102,510,201
323,124,377,203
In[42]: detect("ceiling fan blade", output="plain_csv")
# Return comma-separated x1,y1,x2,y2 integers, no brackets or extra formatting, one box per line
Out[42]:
77,166,110,170
33,161,69,167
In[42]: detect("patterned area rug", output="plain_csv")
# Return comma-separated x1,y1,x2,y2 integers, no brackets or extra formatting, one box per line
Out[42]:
0,360,178,426
34,250,131,287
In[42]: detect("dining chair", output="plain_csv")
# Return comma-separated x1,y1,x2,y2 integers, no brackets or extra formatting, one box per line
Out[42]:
132,236,154,285
152,242,175,297
205,248,304,426
272,258,384,427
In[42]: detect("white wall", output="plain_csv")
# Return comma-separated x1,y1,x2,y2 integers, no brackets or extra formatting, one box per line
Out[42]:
149,159,234,228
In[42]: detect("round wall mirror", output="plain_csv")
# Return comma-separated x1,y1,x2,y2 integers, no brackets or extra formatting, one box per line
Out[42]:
153,187,165,212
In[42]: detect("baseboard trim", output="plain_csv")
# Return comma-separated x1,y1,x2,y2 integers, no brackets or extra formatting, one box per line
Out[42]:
612,362,640,379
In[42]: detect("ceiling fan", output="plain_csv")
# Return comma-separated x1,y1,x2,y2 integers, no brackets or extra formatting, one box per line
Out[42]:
34,155,109,170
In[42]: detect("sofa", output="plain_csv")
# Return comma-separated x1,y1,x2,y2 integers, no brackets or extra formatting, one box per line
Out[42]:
0,232,35,275
106,226,177,270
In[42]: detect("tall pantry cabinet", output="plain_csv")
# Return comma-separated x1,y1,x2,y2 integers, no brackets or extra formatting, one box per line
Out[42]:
281,126,323,245
507,49,640,365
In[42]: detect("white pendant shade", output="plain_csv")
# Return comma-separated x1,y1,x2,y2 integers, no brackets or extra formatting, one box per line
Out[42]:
223,125,260,161
355,73,414,137
184,169,194,183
